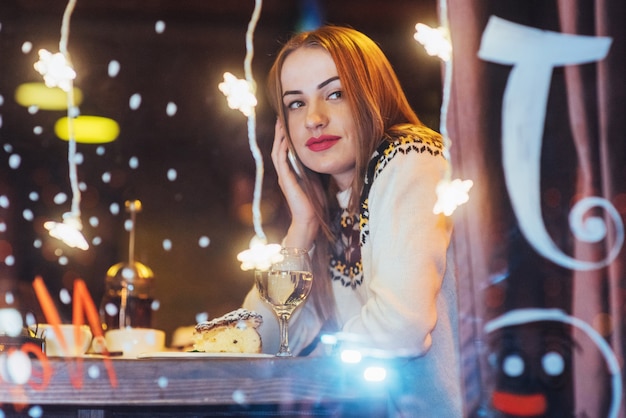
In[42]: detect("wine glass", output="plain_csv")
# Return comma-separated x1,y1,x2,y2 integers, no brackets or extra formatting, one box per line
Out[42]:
255,247,313,357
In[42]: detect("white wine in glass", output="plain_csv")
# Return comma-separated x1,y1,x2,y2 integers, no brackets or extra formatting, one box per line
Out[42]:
255,247,313,357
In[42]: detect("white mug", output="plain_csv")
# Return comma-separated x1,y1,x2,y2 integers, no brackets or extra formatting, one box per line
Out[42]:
104,328,165,357
32,324,93,357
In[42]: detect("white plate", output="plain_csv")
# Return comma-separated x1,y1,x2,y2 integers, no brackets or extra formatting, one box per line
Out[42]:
137,351,273,359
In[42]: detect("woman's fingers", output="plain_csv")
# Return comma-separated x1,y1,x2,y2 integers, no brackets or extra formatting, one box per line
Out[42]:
271,120,289,168
271,120,282,160
271,119,297,182
271,119,311,200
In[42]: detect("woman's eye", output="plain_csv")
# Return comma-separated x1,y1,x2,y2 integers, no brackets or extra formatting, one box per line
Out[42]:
287,100,304,110
328,91,342,100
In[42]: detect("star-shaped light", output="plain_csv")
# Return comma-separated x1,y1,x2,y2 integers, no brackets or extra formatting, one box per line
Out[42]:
433,178,473,216
218,72,257,117
34,49,76,92
237,236,283,271
44,212,89,250
414,23,452,61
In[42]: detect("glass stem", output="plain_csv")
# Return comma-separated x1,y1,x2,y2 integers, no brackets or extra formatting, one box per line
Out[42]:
276,312,292,357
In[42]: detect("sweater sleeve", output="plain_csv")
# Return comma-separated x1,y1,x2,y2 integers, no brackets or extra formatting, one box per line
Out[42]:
342,147,453,356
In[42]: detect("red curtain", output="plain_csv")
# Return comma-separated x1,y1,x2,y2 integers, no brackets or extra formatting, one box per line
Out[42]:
447,0,625,416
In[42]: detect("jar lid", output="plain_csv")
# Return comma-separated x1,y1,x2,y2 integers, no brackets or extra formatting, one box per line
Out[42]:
106,261,154,282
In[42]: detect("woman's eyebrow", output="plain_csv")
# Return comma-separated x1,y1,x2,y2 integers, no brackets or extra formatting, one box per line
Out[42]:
317,76,339,89
282,76,340,98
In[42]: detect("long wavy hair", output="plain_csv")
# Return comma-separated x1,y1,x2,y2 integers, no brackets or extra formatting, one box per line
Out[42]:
267,25,427,328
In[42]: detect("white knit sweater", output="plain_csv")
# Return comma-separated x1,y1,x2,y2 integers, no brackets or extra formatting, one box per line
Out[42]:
244,126,462,415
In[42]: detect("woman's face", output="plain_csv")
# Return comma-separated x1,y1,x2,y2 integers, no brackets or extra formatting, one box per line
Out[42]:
280,46,358,191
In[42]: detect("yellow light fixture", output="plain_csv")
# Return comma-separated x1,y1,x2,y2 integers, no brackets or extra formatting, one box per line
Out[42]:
14,82,83,110
54,115,120,143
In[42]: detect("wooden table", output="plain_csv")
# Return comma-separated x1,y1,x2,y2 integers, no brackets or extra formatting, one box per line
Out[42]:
0,355,409,417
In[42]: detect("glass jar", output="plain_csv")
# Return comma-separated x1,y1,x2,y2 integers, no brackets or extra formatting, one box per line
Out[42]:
99,261,155,331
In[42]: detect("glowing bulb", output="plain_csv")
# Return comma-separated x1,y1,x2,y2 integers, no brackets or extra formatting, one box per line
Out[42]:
0,308,23,337
320,334,338,345
340,349,362,364
33,49,76,92
414,23,452,61
433,178,473,216
236,236,283,271
218,72,257,117
44,212,89,250
363,366,387,382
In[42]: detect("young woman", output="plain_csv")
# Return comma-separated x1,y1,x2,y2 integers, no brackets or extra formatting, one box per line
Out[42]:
244,25,461,414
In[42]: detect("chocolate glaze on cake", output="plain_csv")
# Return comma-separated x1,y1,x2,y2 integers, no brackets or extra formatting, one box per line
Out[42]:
195,308,262,332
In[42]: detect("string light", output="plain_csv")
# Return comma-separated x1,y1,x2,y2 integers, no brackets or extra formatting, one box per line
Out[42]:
218,72,257,117
34,49,76,92
414,1,473,216
414,23,451,61
236,236,283,271
44,212,89,250
433,178,474,216
35,0,89,249
217,0,282,270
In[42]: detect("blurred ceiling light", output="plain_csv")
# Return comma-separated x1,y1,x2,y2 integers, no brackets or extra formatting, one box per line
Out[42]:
14,82,83,110
44,212,89,250
54,115,120,143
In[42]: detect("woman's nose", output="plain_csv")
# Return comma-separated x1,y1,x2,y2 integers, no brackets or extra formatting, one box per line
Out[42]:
305,103,328,130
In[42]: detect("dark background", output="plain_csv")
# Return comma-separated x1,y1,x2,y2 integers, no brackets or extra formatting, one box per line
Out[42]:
0,0,441,343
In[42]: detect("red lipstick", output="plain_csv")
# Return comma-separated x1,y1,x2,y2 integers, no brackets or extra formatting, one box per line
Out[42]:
305,135,341,152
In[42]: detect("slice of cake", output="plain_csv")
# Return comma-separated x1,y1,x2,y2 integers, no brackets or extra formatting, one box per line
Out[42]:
192,309,263,354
